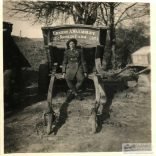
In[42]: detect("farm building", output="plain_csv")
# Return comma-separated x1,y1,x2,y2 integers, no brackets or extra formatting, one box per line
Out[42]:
3,21,30,70
3,21,31,109
131,46,150,67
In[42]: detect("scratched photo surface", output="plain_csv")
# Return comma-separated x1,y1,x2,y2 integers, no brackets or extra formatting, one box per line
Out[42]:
3,0,151,153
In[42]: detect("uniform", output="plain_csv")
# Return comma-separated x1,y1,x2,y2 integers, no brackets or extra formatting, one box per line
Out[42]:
62,48,87,94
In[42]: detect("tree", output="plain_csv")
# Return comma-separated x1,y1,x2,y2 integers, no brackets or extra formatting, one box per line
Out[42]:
97,2,150,68
7,1,99,25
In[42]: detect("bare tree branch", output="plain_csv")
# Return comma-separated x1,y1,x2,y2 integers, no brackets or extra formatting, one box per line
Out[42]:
115,3,137,27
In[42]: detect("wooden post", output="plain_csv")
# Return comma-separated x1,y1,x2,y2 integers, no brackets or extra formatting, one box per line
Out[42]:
89,45,107,133
44,30,57,134
94,45,107,104
93,73,106,104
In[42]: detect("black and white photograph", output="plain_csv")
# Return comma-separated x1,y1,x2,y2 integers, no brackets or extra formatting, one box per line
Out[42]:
2,0,153,154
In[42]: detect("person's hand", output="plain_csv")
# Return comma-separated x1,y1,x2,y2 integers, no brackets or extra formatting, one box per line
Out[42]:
84,72,88,78
62,73,66,79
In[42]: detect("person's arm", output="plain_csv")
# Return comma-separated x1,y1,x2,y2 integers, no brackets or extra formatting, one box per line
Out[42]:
80,48,88,76
62,50,68,77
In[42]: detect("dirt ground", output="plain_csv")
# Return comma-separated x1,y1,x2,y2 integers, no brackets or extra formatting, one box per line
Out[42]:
4,71,151,153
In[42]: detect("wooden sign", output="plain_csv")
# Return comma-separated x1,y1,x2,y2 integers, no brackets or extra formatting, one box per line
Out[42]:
42,25,107,48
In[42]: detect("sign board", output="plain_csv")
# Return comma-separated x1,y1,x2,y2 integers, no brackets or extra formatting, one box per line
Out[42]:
42,25,107,48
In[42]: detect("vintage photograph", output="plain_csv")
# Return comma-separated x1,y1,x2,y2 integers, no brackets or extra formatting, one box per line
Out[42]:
3,0,151,153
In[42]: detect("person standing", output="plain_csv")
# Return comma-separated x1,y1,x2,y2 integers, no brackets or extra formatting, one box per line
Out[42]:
62,38,88,102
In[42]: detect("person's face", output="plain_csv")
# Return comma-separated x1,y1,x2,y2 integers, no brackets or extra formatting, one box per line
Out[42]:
69,41,76,49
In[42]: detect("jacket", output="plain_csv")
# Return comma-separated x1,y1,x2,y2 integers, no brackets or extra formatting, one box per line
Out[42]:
62,48,87,80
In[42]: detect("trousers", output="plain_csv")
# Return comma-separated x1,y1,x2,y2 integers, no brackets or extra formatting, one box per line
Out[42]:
65,73,85,94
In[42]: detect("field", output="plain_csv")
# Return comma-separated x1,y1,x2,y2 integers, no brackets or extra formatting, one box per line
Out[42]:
13,36,47,71
4,37,151,153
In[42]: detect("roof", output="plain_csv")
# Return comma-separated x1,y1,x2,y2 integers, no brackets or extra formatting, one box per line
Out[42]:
3,21,13,25
132,46,150,55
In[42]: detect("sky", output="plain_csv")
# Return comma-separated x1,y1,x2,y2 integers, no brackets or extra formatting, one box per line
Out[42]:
3,1,74,38
3,1,65,38
3,18,43,38
3,1,46,38
3,0,42,38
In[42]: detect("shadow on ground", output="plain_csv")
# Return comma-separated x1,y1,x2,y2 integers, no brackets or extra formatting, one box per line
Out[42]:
4,69,47,118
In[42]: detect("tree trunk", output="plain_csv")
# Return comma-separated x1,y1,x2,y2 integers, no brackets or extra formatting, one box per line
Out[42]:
108,3,117,69
72,3,97,25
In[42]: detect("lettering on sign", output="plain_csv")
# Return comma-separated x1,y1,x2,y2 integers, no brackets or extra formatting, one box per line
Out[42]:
52,28,99,43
